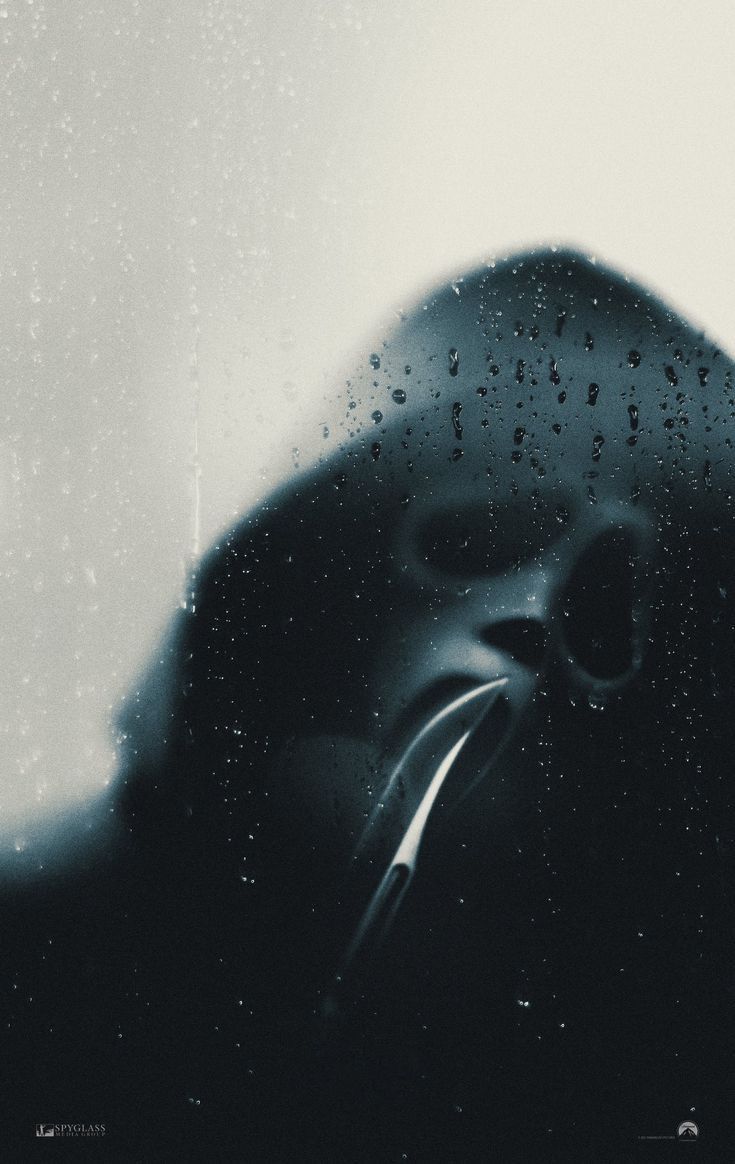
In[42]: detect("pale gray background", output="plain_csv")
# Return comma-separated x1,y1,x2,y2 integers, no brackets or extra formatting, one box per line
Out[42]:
2,0,734,852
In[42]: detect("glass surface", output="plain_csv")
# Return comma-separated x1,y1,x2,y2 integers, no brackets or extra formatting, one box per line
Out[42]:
2,2,734,1156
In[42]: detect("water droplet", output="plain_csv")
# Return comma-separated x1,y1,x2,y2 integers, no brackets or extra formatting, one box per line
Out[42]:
371,410,383,424
448,348,460,377
451,402,463,439
592,434,605,462
698,367,709,387
628,350,641,368
371,442,381,461
369,353,381,370
587,383,599,406
392,389,407,404
628,403,639,431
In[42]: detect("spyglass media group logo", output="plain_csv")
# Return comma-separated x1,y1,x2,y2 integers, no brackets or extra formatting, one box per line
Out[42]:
36,1123,106,1138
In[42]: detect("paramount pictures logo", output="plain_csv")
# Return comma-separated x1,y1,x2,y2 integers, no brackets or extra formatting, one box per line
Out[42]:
638,1119,699,1142
36,1123,106,1138
678,1121,699,1140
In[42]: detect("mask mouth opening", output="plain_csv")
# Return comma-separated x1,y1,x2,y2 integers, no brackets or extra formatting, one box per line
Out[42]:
559,528,643,686
383,673,491,755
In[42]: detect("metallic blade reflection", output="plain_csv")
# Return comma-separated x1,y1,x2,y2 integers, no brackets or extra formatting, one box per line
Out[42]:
327,678,509,1013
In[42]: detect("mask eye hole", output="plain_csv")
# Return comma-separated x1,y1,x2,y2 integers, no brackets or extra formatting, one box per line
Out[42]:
414,497,572,577
560,529,640,682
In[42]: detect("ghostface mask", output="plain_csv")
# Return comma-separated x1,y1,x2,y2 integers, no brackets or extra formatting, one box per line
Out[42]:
119,250,735,1156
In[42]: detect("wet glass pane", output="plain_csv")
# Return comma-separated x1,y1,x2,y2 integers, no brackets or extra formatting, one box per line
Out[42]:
1,2,734,1156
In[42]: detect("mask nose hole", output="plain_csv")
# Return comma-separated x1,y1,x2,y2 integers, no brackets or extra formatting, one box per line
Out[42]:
481,618,548,670
560,529,642,683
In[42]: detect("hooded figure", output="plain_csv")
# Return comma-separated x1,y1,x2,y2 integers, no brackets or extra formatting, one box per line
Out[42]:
3,250,735,1159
